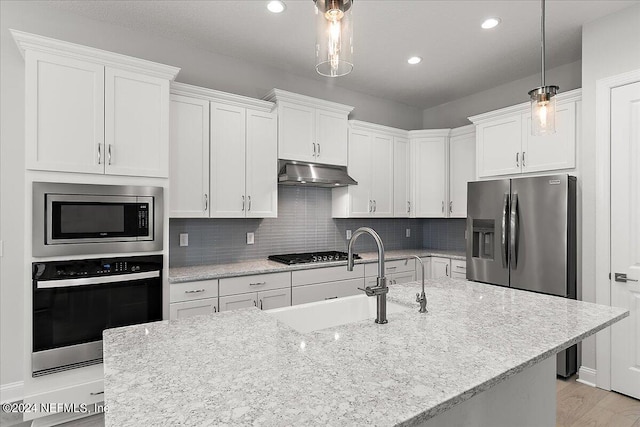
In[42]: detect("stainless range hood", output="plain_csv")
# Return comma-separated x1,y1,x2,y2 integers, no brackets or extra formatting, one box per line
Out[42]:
277,160,357,187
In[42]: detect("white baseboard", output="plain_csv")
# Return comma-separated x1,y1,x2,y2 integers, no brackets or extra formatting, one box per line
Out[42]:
577,366,597,387
0,381,24,404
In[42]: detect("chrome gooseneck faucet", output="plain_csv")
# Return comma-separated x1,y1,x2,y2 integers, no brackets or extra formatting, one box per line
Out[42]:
347,227,388,324
409,255,428,313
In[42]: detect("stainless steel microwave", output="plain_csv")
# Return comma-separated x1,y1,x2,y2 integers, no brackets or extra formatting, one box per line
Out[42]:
33,182,163,256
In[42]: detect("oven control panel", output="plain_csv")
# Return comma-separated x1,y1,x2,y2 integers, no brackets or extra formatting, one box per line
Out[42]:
33,255,162,281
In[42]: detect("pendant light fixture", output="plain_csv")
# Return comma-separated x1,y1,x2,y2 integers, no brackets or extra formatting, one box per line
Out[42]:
528,0,559,136
314,0,354,77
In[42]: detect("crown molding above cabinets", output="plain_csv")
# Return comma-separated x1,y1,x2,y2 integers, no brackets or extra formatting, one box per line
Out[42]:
171,82,274,112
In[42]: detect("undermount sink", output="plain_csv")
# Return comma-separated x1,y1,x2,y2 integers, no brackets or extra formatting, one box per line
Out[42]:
266,294,409,333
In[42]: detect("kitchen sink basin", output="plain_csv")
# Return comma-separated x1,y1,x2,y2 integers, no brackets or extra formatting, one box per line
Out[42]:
266,294,409,333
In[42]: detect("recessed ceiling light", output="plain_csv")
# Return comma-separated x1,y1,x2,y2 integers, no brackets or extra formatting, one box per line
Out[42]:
267,1,286,13
481,17,501,29
407,56,422,65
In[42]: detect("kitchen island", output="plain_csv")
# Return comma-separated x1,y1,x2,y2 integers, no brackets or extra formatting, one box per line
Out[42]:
103,278,627,426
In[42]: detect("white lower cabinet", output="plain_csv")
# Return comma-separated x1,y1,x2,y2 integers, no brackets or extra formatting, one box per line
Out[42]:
365,258,416,285
170,298,218,320
451,259,467,280
219,272,291,312
292,279,362,305
431,257,451,279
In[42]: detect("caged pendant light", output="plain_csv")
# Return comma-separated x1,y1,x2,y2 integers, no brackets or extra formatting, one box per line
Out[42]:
314,0,354,77
528,0,559,136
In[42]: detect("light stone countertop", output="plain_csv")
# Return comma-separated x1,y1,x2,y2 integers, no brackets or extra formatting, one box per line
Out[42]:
168,249,466,283
103,278,628,427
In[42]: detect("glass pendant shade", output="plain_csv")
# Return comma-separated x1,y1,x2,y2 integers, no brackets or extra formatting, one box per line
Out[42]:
314,0,353,77
529,85,559,136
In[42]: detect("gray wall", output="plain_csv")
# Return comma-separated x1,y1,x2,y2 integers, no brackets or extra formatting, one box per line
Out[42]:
578,3,640,377
0,0,424,390
422,60,582,129
170,186,427,267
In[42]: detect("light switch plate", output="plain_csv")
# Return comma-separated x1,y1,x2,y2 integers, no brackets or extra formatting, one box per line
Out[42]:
406,228,411,238
179,233,189,247
247,232,255,245
346,230,352,240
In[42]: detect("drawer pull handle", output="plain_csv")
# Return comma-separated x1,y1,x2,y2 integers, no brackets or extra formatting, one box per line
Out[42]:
250,282,266,286
455,266,465,269
90,391,104,396
324,296,338,300
185,289,205,294
386,266,397,270
259,300,263,310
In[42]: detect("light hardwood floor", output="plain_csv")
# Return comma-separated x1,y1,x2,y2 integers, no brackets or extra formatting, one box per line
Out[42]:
2,377,639,426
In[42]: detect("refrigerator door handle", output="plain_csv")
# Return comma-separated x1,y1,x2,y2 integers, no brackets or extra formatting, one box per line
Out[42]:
510,193,519,269
501,193,510,268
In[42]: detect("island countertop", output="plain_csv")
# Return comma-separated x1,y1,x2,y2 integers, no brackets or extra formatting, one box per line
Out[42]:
103,278,627,426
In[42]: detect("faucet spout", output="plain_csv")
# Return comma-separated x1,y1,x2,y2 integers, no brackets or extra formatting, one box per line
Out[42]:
409,255,428,313
347,227,388,324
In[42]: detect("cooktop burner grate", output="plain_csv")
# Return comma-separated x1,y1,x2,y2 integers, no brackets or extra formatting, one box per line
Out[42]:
268,251,361,265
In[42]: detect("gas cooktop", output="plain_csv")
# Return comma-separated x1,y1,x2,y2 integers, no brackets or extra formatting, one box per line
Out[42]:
268,251,361,265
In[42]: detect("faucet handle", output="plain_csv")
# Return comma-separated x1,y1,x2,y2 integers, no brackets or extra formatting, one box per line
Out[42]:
358,287,375,297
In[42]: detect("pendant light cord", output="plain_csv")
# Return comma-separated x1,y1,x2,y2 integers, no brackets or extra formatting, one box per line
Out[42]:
541,0,546,87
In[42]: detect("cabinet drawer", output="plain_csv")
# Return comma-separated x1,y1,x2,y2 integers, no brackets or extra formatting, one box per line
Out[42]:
170,279,218,303
292,278,362,305
219,272,290,296
23,379,104,420
451,272,467,280
258,288,291,310
170,298,218,320
451,259,467,273
292,264,364,286
365,258,414,277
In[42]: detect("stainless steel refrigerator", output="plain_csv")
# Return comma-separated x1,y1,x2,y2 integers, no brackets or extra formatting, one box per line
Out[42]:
466,174,577,377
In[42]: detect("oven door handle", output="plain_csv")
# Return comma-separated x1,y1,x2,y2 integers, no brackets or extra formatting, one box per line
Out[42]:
36,270,161,289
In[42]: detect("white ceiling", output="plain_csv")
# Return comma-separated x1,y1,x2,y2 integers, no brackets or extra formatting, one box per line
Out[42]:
46,0,638,109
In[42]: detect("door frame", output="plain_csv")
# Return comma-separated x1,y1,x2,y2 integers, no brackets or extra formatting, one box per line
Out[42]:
594,69,640,390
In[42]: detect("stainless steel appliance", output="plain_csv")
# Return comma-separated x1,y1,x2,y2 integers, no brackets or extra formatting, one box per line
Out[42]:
277,160,357,187
33,182,163,256
466,174,577,377
268,251,360,265
32,255,163,376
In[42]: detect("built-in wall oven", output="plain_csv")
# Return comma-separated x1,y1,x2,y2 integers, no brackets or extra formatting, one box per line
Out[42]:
33,182,163,257
32,255,163,376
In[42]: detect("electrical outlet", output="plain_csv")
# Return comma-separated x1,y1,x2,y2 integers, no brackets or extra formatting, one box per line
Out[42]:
247,232,255,245
406,228,411,238
346,230,352,240
179,233,189,247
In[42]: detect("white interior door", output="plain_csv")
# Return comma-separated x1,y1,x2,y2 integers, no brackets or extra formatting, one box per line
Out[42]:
611,80,640,399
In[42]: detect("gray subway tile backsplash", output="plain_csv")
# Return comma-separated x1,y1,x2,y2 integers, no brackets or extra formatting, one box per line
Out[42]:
170,186,466,267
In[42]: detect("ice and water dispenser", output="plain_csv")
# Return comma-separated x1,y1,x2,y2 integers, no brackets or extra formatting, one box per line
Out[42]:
471,219,495,260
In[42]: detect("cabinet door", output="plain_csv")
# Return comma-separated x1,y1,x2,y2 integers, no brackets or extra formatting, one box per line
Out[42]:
315,109,348,165
348,129,373,216
521,101,576,173
278,102,315,162
104,67,169,177
412,137,447,217
371,133,394,217
394,136,411,217
169,95,210,217
291,279,362,305
219,293,257,312
210,103,247,217
246,109,278,218
170,298,218,320
257,288,291,310
431,257,451,279
25,51,104,174
449,131,476,218
476,114,522,177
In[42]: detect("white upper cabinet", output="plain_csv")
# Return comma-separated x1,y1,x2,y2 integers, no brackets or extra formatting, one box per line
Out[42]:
332,121,396,218
393,136,411,217
410,131,449,218
448,125,476,218
104,67,170,177
210,103,247,217
170,83,277,219
263,89,353,166
14,30,180,177
470,89,580,178
169,94,210,217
